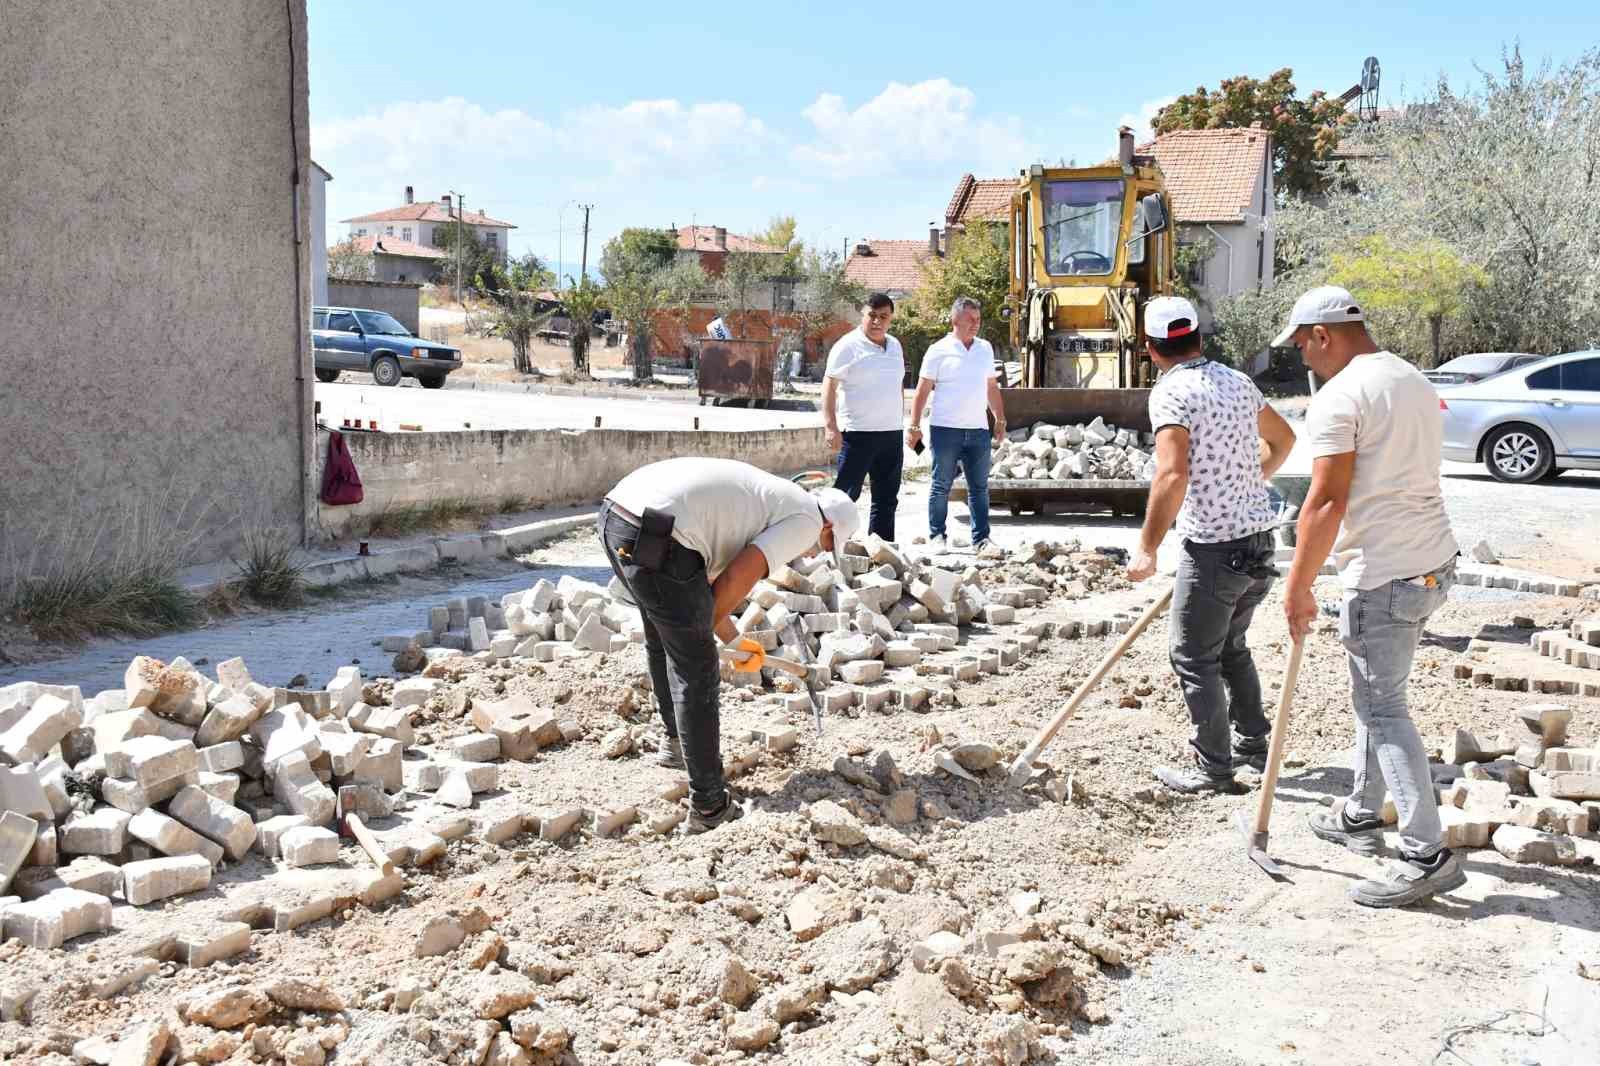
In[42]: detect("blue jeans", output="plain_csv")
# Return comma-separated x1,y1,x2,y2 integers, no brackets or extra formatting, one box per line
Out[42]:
834,430,903,541
596,502,726,812
929,426,992,541
1169,532,1277,776
1340,558,1456,858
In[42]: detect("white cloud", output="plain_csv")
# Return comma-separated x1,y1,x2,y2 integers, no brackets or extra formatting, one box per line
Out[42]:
1117,95,1177,138
792,79,1031,179
566,99,771,177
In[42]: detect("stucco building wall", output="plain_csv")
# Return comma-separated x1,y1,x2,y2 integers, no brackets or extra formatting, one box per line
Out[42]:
0,0,313,580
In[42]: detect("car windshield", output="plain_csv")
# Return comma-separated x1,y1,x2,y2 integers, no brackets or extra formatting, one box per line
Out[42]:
1042,179,1125,276
354,310,410,336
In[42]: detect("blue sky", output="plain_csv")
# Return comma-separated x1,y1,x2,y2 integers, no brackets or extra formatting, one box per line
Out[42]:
309,1,1600,280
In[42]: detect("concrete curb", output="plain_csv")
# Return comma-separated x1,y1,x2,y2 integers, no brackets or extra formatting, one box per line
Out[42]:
184,513,597,595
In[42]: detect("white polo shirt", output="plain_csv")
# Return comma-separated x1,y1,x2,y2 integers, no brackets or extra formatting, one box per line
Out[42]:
920,334,997,429
824,328,905,432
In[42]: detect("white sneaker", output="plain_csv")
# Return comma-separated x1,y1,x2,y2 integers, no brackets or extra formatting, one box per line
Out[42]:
927,535,948,549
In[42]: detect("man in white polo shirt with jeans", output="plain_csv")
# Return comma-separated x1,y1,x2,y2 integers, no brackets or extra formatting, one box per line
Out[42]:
907,296,1005,548
1280,285,1464,909
1128,296,1297,794
824,293,906,540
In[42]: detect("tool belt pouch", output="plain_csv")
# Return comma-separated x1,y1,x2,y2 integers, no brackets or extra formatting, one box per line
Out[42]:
631,508,676,571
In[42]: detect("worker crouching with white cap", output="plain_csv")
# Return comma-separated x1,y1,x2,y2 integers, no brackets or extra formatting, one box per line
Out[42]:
599,458,861,833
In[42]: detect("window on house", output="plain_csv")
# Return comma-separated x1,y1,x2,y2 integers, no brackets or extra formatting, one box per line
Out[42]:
772,280,796,314
402,227,412,241
385,226,394,236
356,228,367,236
485,231,498,248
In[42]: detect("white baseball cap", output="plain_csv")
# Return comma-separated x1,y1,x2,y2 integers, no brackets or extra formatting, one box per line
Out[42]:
1145,296,1200,340
814,487,861,545
1272,285,1366,347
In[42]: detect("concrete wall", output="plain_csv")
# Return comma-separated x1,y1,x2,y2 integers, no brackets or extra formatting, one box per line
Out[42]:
315,426,834,538
0,0,312,581
372,254,439,286
326,280,422,334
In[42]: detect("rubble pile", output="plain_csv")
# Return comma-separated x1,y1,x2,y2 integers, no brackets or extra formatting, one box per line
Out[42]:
990,417,1157,482
1422,704,1600,864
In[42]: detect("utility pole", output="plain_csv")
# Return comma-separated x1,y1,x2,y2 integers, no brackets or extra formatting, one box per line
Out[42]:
449,189,465,305
578,204,593,280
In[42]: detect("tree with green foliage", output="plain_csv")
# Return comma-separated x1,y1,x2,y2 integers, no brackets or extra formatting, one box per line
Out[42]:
327,239,375,281
600,230,707,382
483,253,556,375
761,215,803,276
430,222,508,296
1152,68,1352,198
900,227,1011,370
715,250,781,338
793,249,865,367
1330,236,1487,368
560,276,605,375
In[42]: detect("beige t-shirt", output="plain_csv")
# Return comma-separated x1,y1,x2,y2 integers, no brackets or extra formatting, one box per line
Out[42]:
1306,351,1458,590
608,457,823,581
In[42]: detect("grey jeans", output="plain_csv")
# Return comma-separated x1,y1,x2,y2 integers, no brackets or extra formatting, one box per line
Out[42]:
1169,531,1277,776
1340,558,1457,858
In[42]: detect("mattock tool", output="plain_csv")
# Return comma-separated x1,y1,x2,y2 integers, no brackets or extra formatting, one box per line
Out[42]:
1237,636,1305,881
720,647,827,735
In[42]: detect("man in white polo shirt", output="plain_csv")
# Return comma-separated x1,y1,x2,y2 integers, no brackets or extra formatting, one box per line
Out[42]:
1128,296,1297,795
600,459,860,833
907,296,1005,548
1280,285,1464,909
824,293,906,540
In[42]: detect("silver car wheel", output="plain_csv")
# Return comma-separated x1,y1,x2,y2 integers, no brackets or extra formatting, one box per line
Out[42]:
1490,431,1540,477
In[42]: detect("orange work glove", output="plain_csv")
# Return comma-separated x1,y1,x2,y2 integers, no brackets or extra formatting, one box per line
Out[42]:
731,637,766,673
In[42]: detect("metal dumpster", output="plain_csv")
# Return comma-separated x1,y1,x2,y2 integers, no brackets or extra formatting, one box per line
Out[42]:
698,338,776,407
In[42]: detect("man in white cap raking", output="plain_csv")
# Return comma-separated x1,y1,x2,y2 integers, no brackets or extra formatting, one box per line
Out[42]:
1278,285,1464,908
598,458,861,832
1127,296,1297,794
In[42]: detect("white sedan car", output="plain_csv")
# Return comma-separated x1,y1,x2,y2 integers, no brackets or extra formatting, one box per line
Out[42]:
1439,350,1600,482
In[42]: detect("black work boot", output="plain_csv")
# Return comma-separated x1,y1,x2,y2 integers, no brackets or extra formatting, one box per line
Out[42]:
1153,764,1238,795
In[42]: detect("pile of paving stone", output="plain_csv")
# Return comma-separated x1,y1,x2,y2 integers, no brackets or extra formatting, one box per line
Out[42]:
990,417,1157,482
1423,704,1600,866
388,535,1082,707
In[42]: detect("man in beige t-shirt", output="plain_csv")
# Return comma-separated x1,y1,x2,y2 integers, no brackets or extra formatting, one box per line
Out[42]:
1280,286,1462,909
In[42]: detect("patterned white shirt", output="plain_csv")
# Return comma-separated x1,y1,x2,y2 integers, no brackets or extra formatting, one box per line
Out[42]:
1148,359,1276,543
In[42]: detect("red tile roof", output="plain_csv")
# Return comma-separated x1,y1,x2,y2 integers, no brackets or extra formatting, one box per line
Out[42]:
845,240,937,294
1138,129,1270,224
342,202,517,228
944,174,1015,227
349,235,451,260
675,226,784,254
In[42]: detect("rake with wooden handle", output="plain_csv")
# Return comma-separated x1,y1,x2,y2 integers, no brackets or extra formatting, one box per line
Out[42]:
1005,588,1174,787
1236,635,1305,880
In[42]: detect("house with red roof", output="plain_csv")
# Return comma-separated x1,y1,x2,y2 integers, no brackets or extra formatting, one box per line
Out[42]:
1141,127,1274,328
340,186,517,282
844,230,944,302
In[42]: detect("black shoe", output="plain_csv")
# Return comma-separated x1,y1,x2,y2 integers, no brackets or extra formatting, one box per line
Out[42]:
1232,749,1269,772
682,794,747,835
1308,805,1386,856
1153,765,1237,794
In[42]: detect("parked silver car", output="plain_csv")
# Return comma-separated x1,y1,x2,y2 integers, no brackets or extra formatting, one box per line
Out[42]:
1439,350,1600,482
1421,351,1545,386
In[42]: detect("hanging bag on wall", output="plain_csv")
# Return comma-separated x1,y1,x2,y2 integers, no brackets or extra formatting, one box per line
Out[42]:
320,430,364,506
